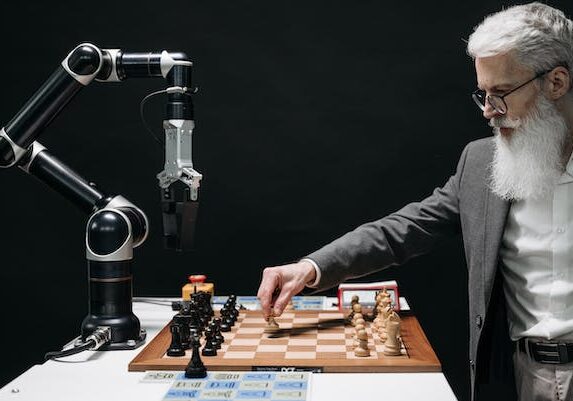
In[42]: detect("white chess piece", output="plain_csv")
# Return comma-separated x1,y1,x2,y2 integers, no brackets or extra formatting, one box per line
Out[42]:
264,315,280,333
353,323,365,347
383,312,402,356
354,329,370,357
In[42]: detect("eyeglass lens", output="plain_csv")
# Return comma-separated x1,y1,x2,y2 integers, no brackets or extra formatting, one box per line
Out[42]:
472,92,507,114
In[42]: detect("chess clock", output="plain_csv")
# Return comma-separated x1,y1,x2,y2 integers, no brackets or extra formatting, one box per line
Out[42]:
337,280,400,311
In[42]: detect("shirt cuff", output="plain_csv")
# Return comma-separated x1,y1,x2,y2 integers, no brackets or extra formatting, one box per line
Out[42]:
300,258,321,288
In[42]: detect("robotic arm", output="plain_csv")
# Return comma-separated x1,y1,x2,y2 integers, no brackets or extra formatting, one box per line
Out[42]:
0,43,202,350
0,42,202,250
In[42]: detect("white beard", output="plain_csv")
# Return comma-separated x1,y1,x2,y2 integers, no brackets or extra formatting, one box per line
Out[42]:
489,95,570,201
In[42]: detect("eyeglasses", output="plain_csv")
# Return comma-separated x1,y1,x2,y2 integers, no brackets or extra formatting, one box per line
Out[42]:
471,69,551,115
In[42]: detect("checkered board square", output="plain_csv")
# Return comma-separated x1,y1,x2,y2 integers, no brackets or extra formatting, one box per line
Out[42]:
154,371,310,401
129,310,442,373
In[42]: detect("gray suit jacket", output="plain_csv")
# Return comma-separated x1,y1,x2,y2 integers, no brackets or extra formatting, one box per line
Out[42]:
307,137,514,401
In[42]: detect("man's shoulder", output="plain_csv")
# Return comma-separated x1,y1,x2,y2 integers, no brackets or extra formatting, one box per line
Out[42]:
465,136,494,152
462,136,494,165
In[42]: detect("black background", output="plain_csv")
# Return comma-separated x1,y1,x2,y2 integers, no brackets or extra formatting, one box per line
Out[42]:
0,1,571,400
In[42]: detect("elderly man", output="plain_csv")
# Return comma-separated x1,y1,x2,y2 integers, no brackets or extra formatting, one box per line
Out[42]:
256,3,573,401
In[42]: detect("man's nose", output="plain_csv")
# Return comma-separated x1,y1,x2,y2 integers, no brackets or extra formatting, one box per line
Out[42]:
482,100,501,120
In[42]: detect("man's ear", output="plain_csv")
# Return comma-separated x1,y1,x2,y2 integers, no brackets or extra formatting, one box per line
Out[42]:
546,66,571,100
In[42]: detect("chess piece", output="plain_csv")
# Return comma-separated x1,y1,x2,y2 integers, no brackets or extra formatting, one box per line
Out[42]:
375,296,392,332
187,303,204,336
377,307,391,341
212,318,225,342
372,304,383,333
381,289,393,311
219,309,232,332
167,323,186,357
347,295,359,322
189,328,201,349
353,317,365,340
172,314,191,350
285,299,295,311
350,295,359,309
185,338,208,378
353,323,365,347
264,315,280,333
352,301,363,316
383,313,402,356
229,305,239,322
209,320,223,349
354,329,370,357
388,309,402,337
351,312,363,327
201,328,218,356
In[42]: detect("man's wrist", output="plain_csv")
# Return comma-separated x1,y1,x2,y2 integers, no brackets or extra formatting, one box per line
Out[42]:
300,258,321,288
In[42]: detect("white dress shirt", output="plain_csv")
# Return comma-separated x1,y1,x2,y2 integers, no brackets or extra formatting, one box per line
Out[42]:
500,157,573,341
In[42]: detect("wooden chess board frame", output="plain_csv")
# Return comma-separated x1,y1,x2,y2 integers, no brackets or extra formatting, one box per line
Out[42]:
129,310,440,373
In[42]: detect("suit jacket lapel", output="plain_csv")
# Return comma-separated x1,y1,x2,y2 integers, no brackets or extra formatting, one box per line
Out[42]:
483,189,510,306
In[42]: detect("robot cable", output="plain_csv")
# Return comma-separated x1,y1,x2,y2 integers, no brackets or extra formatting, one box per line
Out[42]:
139,86,198,147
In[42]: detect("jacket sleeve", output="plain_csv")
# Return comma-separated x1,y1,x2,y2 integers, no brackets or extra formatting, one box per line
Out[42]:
306,144,470,291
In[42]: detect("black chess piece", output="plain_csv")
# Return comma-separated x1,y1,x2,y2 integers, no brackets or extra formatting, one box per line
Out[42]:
219,320,231,332
230,307,239,321
188,305,203,336
211,319,225,345
224,312,235,327
209,321,223,349
196,291,214,318
219,309,231,332
201,328,217,356
205,293,214,317
167,324,186,357
185,337,207,378
173,314,191,349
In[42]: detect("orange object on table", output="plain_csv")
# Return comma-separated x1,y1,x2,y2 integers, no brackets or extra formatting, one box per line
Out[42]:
182,274,214,299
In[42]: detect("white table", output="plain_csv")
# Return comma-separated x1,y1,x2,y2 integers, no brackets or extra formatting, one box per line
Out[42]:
0,298,458,401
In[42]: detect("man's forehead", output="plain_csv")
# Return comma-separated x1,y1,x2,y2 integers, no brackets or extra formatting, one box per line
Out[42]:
475,53,531,89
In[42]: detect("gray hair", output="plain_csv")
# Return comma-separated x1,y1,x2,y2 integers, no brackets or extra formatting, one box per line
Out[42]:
467,2,573,88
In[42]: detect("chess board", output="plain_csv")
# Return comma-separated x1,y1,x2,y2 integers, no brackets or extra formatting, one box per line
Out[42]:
129,310,440,373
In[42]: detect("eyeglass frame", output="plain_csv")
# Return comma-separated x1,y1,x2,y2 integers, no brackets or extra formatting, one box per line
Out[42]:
471,68,553,115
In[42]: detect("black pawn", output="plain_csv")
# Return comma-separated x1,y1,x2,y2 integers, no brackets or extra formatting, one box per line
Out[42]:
167,324,186,357
185,338,207,378
224,313,235,327
219,311,232,332
201,328,217,356
219,320,231,332
212,319,225,343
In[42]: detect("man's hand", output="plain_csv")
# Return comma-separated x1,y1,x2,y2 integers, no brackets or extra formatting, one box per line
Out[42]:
257,260,317,319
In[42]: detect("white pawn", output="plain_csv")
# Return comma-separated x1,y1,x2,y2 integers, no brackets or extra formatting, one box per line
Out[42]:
351,312,363,327
350,295,359,309
350,302,363,326
354,329,370,357
352,301,363,315
353,323,365,347
347,295,359,322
